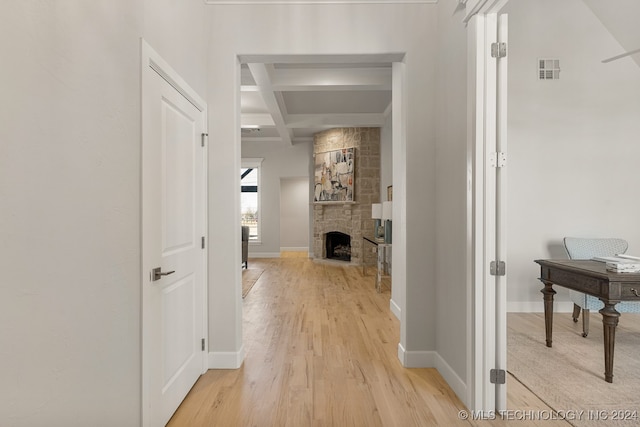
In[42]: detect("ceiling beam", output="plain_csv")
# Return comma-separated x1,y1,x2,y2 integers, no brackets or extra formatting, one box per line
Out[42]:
241,136,284,143
239,53,405,64
270,68,392,92
241,113,274,128
247,63,293,145
286,113,386,128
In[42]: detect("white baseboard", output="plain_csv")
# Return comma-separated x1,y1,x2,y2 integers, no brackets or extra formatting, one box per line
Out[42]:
397,343,405,365
208,345,244,369
507,301,574,313
280,247,309,252
434,352,467,406
390,298,401,320
248,252,281,258
397,344,468,407
397,343,437,367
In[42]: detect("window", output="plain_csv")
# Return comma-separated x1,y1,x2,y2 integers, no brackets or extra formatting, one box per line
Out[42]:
241,158,263,242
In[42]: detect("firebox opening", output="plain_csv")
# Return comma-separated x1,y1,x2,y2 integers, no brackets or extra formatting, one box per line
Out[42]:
325,232,351,262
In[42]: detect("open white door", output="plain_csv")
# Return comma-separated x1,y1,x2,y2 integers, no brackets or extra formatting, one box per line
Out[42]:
141,41,208,427
468,5,508,416
494,13,508,413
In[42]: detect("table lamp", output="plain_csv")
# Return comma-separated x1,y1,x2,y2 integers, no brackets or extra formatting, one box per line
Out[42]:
371,203,384,241
382,201,392,244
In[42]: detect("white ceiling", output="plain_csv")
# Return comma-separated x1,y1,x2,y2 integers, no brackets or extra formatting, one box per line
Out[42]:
240,60,394,144
583,0,640,68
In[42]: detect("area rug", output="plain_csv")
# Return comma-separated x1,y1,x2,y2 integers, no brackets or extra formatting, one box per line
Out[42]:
242,268,264,298
508,315,640,427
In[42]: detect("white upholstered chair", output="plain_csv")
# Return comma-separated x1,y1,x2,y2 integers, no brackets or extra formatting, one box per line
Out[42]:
563,237,640,337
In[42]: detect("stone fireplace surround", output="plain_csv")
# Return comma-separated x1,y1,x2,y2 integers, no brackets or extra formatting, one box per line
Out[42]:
313,128,380,267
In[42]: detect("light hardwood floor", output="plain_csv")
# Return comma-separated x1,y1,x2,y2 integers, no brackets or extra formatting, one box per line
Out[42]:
168,257,569,426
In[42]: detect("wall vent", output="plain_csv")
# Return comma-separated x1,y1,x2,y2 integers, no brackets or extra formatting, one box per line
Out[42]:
538,59,560,80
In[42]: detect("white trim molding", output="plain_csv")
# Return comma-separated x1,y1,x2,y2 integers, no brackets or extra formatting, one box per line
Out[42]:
396,344,468,405
397,343,437,368
248,252,282,258
507,300,573,313
389,298,401,320
463,0,509,23
435,353,468,404
241,158,264,168
280,247,309,252
209,346,245,369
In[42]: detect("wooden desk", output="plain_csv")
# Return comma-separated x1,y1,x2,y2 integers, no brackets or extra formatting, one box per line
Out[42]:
535,259,640,382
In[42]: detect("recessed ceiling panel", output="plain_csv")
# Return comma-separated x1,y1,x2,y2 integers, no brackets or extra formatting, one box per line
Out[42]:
240,91,268,114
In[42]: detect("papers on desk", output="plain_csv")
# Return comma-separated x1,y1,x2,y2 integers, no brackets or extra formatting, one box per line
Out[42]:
592,255,640,273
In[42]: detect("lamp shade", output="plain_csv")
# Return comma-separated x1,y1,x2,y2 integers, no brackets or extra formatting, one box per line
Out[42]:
371,203,382,219
382,201,393,220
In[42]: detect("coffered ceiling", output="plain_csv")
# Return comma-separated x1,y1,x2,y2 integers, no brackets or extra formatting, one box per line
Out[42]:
240,60,394,144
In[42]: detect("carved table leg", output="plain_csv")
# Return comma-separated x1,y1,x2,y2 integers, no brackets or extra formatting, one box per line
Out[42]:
599,302,620,383
540,279,556,347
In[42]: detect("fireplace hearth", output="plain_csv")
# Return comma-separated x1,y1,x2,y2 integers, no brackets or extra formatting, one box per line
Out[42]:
325,232,351,262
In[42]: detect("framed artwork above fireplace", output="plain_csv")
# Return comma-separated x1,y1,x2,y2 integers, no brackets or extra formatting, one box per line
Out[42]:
313,147,355,203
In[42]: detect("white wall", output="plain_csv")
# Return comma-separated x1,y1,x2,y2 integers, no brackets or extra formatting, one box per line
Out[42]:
504,0,640,311
207,3,440,373
241,141,312,256
434,0,473,401
380,113,393,201
0,1,208,425
280,177,310,251
143,0,209,96
0,1,475,421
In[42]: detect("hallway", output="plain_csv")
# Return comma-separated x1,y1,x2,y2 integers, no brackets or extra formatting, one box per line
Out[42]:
167,257,562,426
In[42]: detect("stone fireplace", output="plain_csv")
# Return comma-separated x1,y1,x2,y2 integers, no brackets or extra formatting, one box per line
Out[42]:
313,128,380,266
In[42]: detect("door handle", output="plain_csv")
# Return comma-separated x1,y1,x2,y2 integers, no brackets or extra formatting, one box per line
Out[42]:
151,267,176,281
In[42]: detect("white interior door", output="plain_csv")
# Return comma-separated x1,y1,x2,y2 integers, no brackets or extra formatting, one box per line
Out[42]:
468,7,508,415
142,41,208,427
480,11,509,415
494,13,508,413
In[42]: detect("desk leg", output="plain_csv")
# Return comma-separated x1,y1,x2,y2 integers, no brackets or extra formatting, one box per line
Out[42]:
600,302,620,383
540,280,556,347
376,246,383,293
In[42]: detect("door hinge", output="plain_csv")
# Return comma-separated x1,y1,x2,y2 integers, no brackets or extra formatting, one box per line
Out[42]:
490,261,506,276
201,236,205,249
491,42,507,58
201,338,205,351
201,133,208,147
489,152,507,168
490,369,506,384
